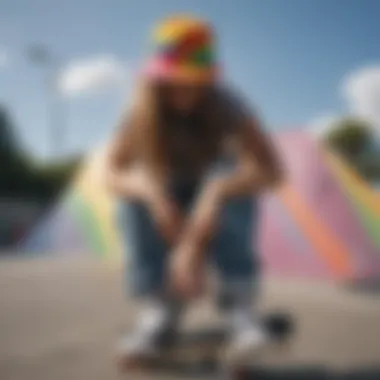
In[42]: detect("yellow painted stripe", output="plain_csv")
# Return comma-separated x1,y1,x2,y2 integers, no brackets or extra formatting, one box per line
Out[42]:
80,186,121,259
72,150,122,260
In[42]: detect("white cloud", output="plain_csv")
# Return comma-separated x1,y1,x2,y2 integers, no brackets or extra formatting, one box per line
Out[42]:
0,48,8,67
310,64,380,139
58,55,128,97
342,66,380,132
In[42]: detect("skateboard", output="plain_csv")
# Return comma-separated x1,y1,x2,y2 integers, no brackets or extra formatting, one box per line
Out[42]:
118,311,294,379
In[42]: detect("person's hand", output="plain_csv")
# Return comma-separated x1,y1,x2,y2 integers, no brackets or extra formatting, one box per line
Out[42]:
169,240,206,299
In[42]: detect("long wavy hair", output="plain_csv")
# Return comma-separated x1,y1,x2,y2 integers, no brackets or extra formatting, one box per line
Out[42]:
122,79,228,178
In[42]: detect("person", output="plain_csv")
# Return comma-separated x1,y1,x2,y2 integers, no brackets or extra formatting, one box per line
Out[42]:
105,15,283,363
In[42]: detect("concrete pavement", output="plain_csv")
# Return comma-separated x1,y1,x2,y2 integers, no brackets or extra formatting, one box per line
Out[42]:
0,257,380,379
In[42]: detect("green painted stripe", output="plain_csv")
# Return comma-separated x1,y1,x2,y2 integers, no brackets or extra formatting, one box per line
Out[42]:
67,193,109,257
345,193,380,249
330,172,380,248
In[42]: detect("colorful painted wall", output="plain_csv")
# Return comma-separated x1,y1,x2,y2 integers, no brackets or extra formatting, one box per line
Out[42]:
22,132,380,282
259,132,379,281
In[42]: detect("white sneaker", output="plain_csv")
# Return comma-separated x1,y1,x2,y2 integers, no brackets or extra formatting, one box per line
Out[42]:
223,305,270,364
117,300,180,360
224,322,269,363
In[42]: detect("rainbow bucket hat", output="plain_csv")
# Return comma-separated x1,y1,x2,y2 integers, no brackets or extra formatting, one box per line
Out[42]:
143,15,220,84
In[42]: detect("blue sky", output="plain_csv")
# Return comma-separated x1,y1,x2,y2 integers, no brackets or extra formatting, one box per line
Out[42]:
1,0,380,158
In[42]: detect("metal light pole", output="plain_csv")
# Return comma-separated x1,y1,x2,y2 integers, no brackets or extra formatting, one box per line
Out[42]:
27,45,66,158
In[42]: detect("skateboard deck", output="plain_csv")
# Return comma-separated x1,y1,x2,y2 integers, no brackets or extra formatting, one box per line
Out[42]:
118,311,294,378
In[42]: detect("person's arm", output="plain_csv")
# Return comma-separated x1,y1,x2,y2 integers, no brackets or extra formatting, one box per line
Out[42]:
169,117,284,298
169,94,284,298
181,111,283,249
105,115,163,202
105,130,147,201
209,116,283,201
105,112,183,244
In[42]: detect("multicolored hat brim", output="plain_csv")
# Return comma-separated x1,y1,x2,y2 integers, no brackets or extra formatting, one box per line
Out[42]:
141,56,220,84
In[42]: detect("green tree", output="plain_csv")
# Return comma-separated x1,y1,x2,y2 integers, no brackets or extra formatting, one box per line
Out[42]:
0,106,35,197
0,105,17,153
323,117,380,182
35,155,83,196
323,118,373,159
0,105,82,201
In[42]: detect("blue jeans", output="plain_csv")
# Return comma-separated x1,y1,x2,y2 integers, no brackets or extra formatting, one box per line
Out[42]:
117,177,260,306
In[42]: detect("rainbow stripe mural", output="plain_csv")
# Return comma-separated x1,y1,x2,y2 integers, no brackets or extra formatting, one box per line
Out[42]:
67,148,122,259
323,151,380,248
23,132,380,282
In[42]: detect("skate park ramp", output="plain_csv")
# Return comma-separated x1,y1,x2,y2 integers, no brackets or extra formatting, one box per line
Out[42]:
21,131,380,284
